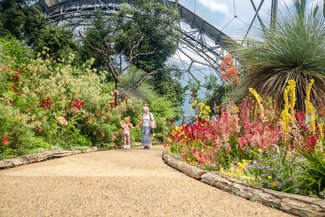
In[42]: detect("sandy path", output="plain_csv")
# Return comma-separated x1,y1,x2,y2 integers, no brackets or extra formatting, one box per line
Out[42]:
0,145,293,217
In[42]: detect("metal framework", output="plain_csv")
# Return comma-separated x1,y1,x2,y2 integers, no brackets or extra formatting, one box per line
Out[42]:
38,0,278,85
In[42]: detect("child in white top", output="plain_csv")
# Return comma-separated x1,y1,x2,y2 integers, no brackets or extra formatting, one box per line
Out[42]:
120,117,133,149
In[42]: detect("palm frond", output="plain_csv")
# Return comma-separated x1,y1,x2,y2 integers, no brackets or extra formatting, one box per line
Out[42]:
119,65,156,103
235,2,325,111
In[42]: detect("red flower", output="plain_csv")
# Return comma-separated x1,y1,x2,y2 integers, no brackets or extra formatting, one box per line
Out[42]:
72,99,85,110
2,135,9,145
296,111,305,127
41,97,53,110
308,136,317,150
68,99,85,110
2,66,8,71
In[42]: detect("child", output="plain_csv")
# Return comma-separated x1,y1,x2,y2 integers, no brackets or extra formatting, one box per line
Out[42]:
120,117,133,149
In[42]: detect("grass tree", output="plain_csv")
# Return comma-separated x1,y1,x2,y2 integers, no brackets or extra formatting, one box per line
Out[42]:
235,0,325,111
119,66,156,103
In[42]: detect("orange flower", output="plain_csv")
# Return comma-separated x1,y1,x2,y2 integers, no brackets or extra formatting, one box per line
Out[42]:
87,119,94,124
57,116,68,126
101,116,107,123
2,135,9,145
220,55,239,85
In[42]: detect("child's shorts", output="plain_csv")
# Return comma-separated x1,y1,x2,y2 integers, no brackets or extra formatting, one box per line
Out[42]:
124,132,130,139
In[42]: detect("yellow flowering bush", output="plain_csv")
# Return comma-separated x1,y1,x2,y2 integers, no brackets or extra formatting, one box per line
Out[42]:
191,100,211,122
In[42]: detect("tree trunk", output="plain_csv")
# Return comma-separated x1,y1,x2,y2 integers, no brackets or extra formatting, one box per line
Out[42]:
114,77,119,106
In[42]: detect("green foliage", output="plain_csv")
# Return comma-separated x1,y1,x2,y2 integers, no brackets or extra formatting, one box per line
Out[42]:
35,25,78,59
235,2,325,111
78,0,182,108
204,75,231,112
22,7,48,46
0,2,76,60
0,43,5,64
297,146,325,198
0,2,25,39
119,66,155,102
150,67,186,107
0,101,40,158
0,0,182,158
149,96,182,142
116,0,180,71
244,148,302,193
0,51,150,157
0,36,33,66
77,11,112,71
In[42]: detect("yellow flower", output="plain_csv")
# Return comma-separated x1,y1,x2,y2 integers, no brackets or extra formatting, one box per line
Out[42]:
237,162,247,169
249,88,265,120
288,80,296,120
219,167,224,173
242,175,254,180
230,167,235,173
258,149,263,153
224,172,232,177
306,79,314,102
272,181,277,187
305,79,316,133
281,80,296,141
268,176,272,180
236,168,243,176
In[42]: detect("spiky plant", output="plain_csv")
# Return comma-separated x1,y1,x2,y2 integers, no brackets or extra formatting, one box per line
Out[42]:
236,1,325,111
119,65,155,103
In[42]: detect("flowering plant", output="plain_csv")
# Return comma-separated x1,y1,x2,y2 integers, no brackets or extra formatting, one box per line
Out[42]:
167,79,324,197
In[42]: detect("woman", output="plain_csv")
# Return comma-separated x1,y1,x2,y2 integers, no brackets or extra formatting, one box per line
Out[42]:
136,106,154,149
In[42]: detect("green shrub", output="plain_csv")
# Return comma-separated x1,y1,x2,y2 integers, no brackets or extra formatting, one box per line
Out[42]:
0,36,33,66
297,145,325,198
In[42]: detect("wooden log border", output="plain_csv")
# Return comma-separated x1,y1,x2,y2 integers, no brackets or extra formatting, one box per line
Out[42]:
162,151,325,217
0,148,99,169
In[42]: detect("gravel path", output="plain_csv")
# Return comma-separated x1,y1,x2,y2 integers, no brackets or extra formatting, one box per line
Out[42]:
0,145,293,217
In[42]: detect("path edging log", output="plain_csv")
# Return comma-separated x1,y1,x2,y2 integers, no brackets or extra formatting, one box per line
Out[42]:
0,143,148,170
162,151,325,217
0,148,98,169
162,151,207,179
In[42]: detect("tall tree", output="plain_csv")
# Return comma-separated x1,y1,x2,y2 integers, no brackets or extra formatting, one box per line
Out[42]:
0,0,77,58
114,0,180,71
0,1,25,39
80,0,181,104
35,25,78,59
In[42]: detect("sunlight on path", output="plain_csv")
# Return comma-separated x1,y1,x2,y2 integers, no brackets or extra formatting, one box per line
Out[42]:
0,146,293,217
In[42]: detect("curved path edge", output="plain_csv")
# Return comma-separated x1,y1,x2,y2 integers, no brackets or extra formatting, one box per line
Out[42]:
162,151,325,217
0,148,100,169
